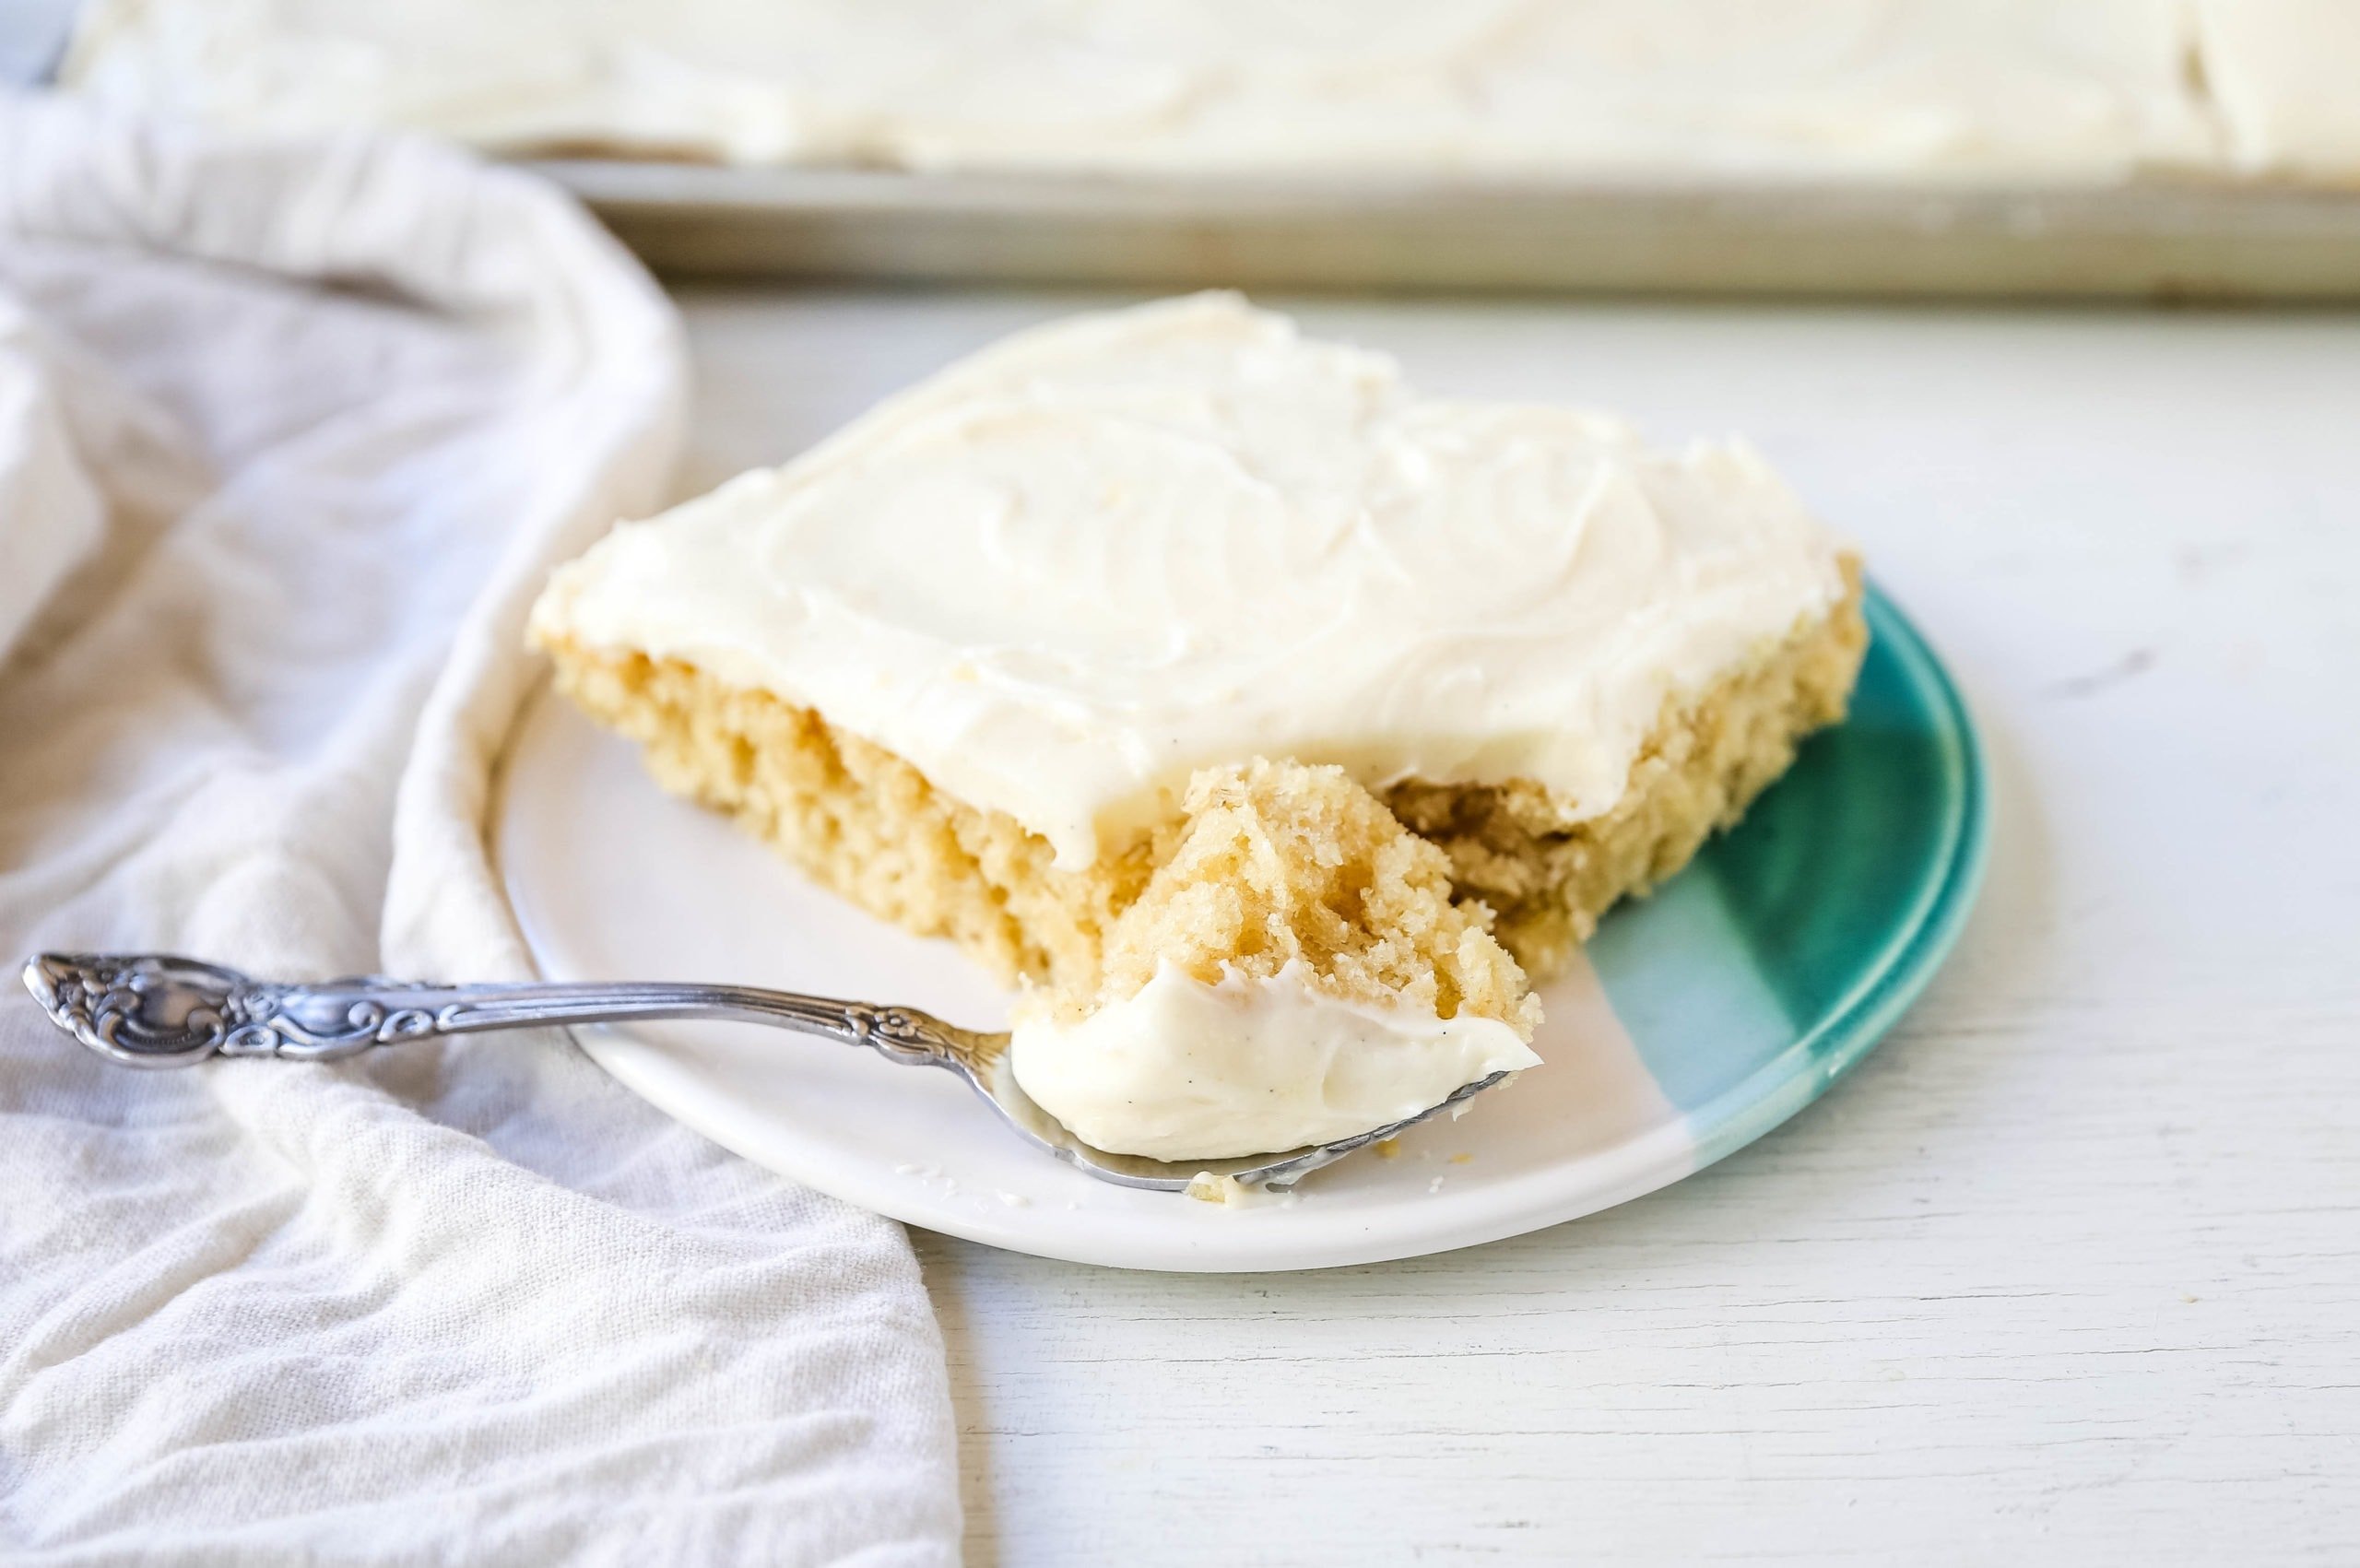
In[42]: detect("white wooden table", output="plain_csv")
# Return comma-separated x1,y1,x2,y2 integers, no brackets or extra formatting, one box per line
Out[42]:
674,287,2360,1566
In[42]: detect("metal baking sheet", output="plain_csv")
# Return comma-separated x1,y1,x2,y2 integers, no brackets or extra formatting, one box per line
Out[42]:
541,159,2360,301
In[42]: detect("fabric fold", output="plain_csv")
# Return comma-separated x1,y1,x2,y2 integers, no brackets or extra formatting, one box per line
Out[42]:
0,95,960,1566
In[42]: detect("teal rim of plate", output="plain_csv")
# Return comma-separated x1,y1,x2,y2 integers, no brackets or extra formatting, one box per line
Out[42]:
1675,584,1988,1173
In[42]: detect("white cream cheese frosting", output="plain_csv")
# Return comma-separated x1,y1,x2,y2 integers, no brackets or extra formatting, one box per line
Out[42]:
536,293,1847,864
2192,1,2360,182
1009,960,1540,1161
63,0,2280,181
530,293,1851,869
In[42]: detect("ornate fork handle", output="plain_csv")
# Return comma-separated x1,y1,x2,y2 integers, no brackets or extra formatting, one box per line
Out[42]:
20,953,1003,1073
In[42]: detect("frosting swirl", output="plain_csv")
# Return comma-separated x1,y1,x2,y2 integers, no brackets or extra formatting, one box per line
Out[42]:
533,293,1851,867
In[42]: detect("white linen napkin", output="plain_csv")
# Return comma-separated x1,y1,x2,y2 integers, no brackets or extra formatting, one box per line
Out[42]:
0,95,961,1566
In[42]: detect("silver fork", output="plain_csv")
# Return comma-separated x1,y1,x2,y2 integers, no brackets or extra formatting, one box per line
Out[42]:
20,953,1504,1194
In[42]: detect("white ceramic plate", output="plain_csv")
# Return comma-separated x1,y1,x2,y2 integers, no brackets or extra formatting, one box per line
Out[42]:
496,589,1984,1272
